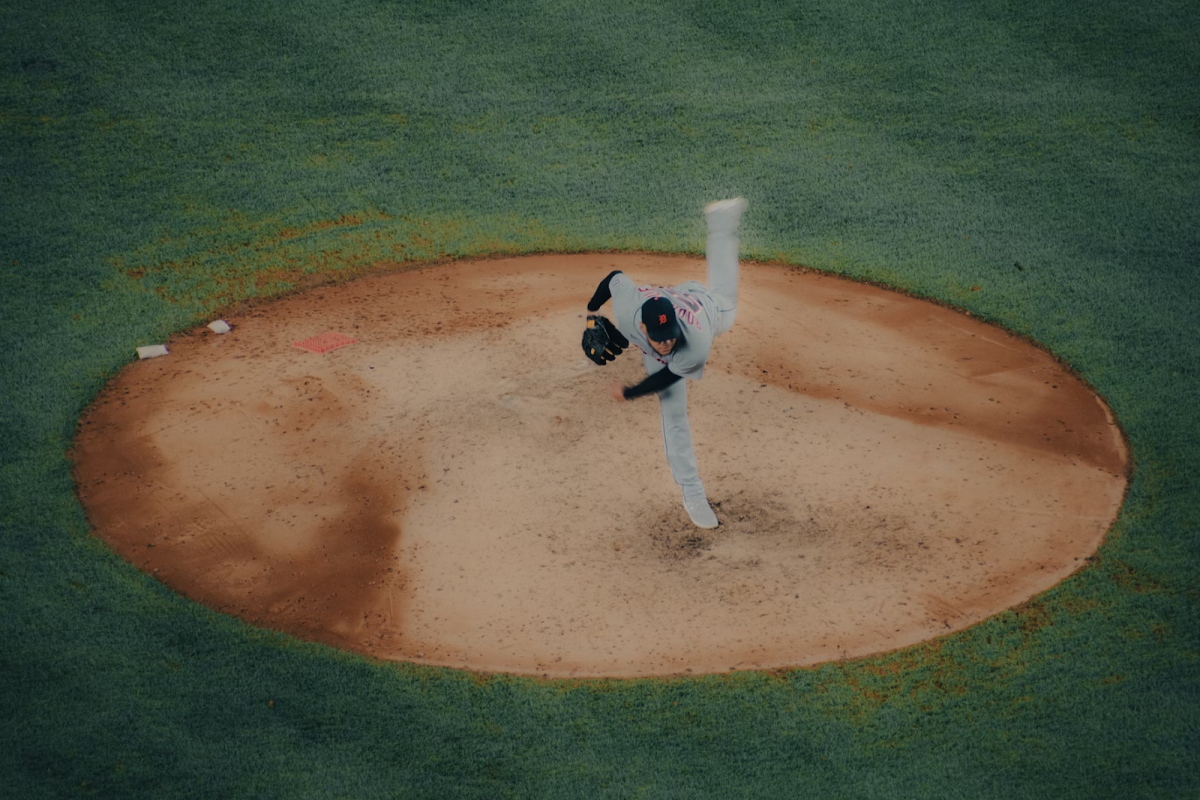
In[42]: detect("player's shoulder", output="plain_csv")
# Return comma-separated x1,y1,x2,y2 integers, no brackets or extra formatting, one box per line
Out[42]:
609,271,637,289
669,343,707,380
611,272,643,299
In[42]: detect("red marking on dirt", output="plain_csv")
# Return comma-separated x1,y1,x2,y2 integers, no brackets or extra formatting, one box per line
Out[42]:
293,331,357,353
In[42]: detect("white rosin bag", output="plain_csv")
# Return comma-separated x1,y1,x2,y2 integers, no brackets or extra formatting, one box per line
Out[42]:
136,344,169,359
208,320,231,334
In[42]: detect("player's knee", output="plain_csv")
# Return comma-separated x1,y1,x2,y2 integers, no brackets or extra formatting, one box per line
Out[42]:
715,309,737,337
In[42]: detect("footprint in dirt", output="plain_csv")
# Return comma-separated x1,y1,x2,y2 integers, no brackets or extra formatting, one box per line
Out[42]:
644,490,827,561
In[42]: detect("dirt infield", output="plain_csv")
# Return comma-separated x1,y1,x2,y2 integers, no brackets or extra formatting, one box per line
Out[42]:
72,254,1128,677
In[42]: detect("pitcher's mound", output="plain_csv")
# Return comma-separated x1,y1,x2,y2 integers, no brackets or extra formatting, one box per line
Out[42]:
72,254,1127,677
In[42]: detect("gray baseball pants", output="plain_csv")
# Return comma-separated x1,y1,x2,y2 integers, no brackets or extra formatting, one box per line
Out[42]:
648,218,740,500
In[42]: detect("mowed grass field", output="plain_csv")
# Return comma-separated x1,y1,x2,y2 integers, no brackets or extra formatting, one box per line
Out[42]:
2,0,1198,797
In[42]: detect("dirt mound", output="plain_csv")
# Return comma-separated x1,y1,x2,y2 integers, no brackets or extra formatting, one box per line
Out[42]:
72,254,1128,677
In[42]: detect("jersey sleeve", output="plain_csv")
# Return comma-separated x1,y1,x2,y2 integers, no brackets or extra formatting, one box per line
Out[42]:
586,270,623,312
667,334,711,380
622,365,683,399
608,273,644,337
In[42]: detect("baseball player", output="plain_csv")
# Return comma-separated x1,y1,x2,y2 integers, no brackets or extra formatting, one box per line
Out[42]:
581,198,747,528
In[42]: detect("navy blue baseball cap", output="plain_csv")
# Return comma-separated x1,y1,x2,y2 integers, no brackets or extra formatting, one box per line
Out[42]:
641,297,681,342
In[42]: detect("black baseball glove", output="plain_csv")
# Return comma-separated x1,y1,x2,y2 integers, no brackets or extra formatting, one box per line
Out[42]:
582,315,629,365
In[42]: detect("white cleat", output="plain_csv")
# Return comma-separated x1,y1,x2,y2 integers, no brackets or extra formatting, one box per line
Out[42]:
683,493,719,529
704,197,748,232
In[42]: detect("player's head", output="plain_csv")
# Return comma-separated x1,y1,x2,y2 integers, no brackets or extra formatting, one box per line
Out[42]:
640,297,680,355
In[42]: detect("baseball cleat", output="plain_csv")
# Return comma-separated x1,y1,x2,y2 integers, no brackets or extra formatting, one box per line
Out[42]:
704,197,747,232
683,492,719,529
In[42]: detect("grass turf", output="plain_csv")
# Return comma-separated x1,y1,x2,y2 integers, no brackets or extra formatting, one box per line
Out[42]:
1,0,1198,796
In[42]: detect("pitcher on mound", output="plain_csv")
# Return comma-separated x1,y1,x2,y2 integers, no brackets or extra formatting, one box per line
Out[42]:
580,198,747,529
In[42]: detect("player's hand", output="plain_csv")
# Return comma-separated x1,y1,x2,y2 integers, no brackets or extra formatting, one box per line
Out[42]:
608,382,626,402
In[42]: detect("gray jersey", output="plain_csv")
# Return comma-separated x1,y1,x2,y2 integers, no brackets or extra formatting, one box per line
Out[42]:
608,274,719,380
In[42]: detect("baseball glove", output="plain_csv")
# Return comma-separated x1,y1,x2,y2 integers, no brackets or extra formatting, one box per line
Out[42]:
582,315,629,365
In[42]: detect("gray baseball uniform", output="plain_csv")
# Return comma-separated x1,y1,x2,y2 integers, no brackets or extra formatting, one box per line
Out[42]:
594,204,742,500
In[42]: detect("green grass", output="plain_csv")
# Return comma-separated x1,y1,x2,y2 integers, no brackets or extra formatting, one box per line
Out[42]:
2,0,1198,796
